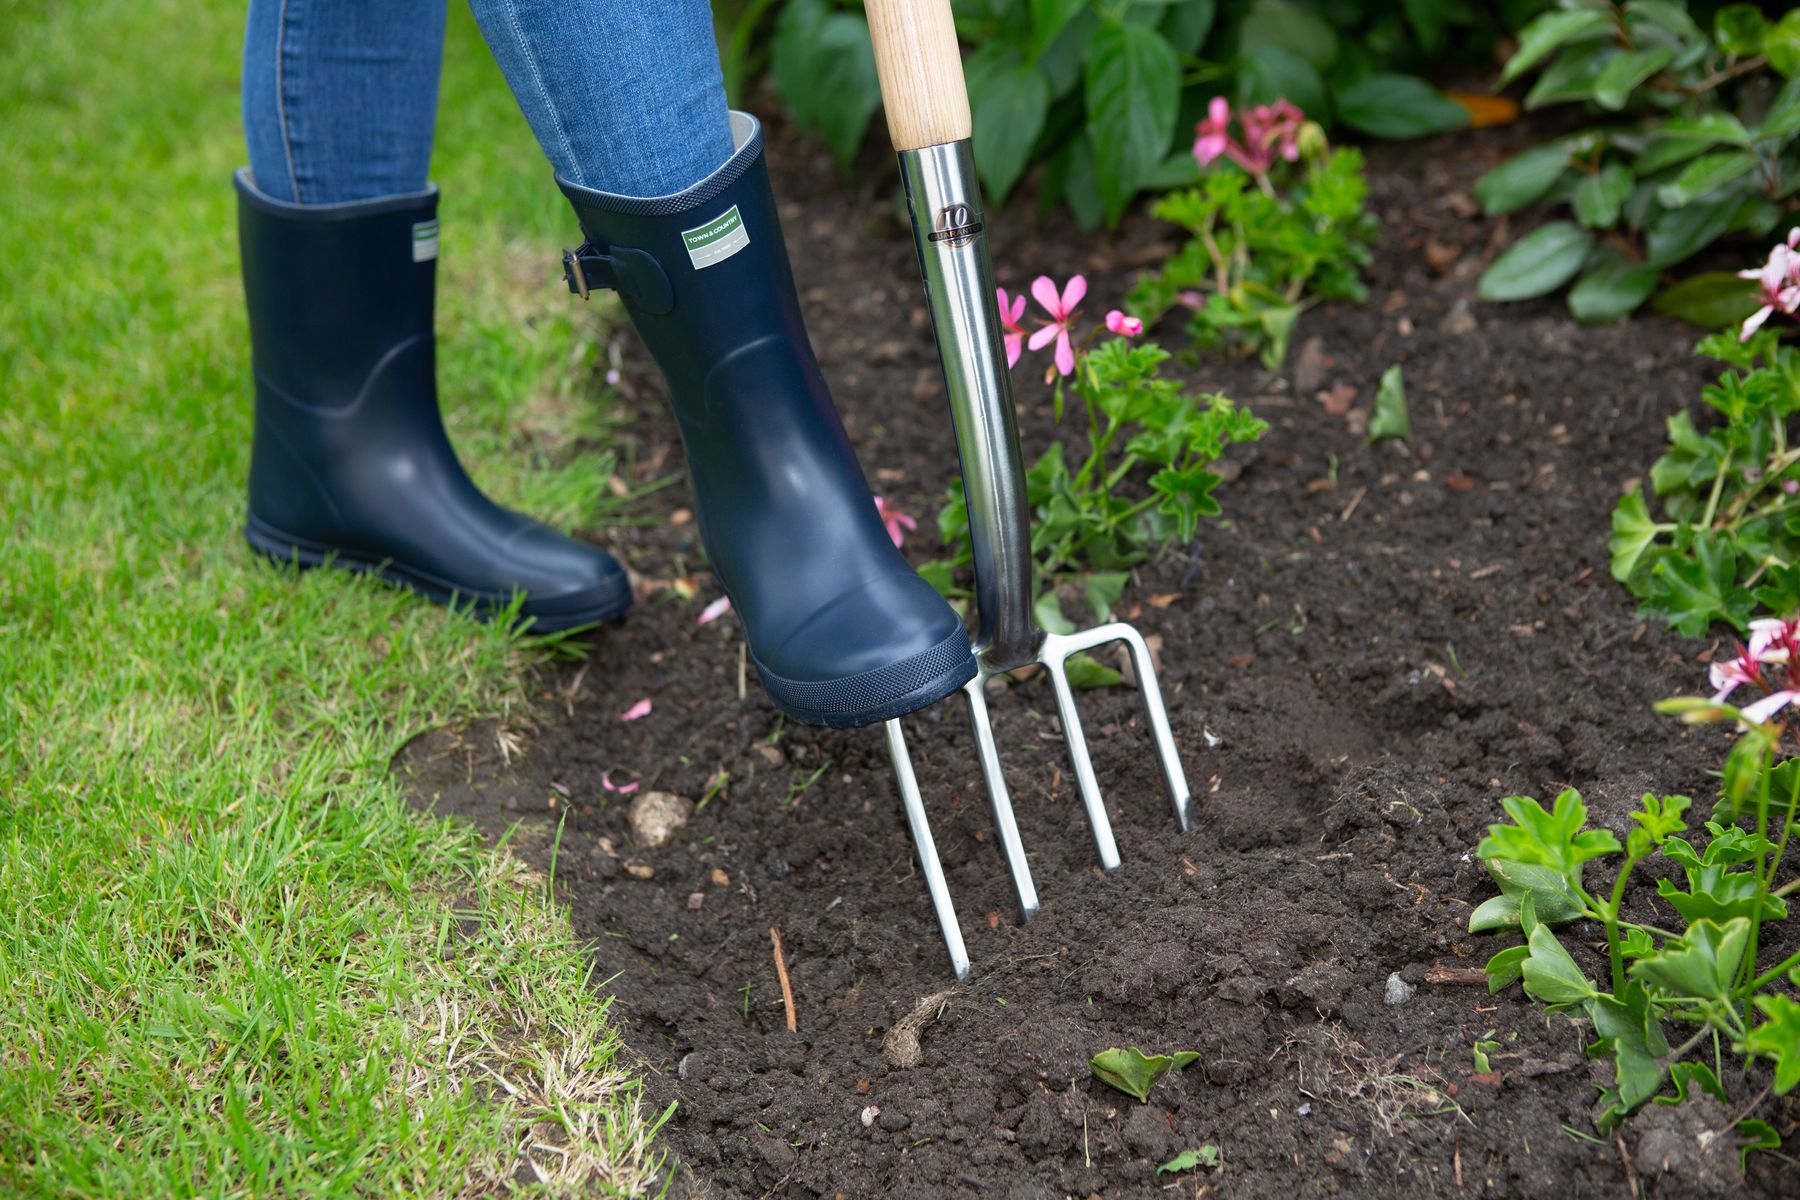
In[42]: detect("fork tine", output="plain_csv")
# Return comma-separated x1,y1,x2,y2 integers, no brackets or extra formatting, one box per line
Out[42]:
884,717,971,979
963,675,1039,922
1109,624,1194,833
1041,634,1122,871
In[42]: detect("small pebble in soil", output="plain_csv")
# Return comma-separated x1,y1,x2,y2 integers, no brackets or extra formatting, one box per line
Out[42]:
1384,972,1417,1007
860,1105,879,1128
628,790,692,848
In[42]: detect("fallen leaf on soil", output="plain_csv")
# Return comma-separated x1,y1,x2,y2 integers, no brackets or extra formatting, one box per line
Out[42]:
1445,91,1519,127
1318,383,1357,415
1445,471,1476,492
619,698,653,721
883,988,955,1069
1148,593,1179,608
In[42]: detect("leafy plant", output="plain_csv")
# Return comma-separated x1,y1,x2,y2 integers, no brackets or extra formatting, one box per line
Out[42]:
1127,101,1376,367
925,275,1265,643
765,0,1481,222
1610,313,1800,636
1090,1046,1200,1102
1475,1,1800,323
1470,637,1800,1145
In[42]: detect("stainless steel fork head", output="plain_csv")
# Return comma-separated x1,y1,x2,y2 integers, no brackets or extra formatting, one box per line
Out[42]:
885,624,1192,980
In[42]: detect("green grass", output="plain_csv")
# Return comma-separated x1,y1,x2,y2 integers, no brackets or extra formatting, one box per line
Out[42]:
0,1,664,1194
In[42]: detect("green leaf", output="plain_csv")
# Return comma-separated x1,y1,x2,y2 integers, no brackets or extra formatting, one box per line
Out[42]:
1090,1046,1200,1102
1526,43,1616,109
1629,793,1690,845
1587,981,1671,1113
1030,0,1089,55
769,0,881,173
1478,789,1620,877
968,52,1051,205
1652,272,1761,329
1063,651,1125,689
1159,0,1216,55
1656,151,1759,208
1568,250,1659,323
1640,532,1751,635
1469,859,1588,931
1366,364,1410,444
1235,46,1329,121
1475,143,1573,215
1149,462,1222,542
1085,20,1181,222
1521,924,1599,1006
1502,8,1615,84
1766,10,1800,77
1081,571,1130,623
1485,943,1531,991
1610,490,1661,581
1573,163,1636,228
1741,994,1800,1094
1645,197,1740,268
1158,1145,1223,1174
1238,0,1338,70
1714,3,1769,56
1594,45,1675,110
1334,74,1470,139
1034,590,1074,636
1630,917,1750,1000
1479,222,1595,301
1759,72,1800,141
916,558,956,598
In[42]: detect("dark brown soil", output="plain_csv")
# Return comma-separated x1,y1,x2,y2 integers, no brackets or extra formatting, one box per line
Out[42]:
400,117,1797,1198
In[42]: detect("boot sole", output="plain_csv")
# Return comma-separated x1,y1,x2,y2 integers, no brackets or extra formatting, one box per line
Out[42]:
244,514,632,633
751,630,978,729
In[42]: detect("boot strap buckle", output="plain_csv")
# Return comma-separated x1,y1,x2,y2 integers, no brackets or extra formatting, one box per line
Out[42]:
560,242,674,315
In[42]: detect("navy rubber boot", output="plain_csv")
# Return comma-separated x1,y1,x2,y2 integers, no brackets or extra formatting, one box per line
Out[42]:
235,171,631,631
559,113,975,727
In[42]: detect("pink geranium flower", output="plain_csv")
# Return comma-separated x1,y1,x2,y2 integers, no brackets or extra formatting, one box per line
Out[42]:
1028,274,1086,378
1193,96,1232,167
874,495,917,548
996,287,1028,367
1739,236,1800,341
1239,99,1304,170
1105,309,1143,337
1741,689,1800,724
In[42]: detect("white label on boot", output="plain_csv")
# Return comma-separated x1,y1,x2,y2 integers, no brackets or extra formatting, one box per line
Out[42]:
681,205,749,270
411,219,439,262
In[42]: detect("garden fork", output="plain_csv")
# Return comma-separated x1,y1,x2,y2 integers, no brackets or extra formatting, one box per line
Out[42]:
866,0,1194,978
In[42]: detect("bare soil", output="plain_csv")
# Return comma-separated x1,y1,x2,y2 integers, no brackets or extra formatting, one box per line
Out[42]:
401,117,1796,1199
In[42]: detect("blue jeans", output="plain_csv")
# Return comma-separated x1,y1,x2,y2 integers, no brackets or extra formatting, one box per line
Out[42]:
241,0,734,205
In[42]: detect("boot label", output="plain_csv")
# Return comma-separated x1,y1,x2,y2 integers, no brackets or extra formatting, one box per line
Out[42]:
681,205,749,270
411,219,439,263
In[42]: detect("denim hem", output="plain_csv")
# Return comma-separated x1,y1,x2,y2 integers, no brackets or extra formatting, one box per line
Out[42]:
555,111,761,218
234,168,437,219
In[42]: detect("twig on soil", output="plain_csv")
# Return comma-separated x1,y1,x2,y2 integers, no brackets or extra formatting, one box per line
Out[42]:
1339,486,1367,522
1616,1131,1640,1200
770,925,797,1033
1425,965,1489,986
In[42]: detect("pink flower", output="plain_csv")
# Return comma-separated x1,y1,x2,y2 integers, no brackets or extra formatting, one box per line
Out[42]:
619,698,652,721
1739,240,1800,340
1105,309,1143,337
1741,689,1799,724
1027,274,1086,378
1240,99,1305,169
601,770,640,795
874,495,917,548
1175,290,1206,310
1193,96,1232,167
697,595,732,626
996,287,1028,368
1710,651,1765,703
